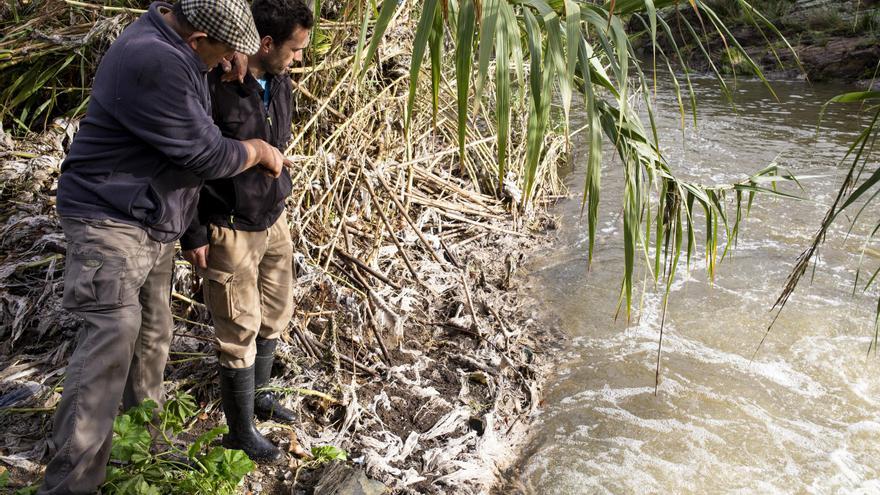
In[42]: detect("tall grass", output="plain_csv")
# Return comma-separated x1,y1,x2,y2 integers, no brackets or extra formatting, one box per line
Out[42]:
0,0,800,323
0,0,133,133
361,0,799,321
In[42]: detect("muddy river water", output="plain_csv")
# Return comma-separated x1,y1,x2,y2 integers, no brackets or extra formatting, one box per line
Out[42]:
516,77,880,493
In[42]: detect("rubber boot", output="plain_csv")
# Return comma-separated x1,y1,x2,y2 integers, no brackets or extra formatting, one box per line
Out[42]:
218,365,282,463
254,337,297,423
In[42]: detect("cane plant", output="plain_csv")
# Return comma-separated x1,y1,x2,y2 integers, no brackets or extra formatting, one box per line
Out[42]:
357,0,799,323
0,0,803,352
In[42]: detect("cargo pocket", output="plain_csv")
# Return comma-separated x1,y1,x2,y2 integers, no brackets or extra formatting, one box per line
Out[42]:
62,251,125,311
201,267,240,321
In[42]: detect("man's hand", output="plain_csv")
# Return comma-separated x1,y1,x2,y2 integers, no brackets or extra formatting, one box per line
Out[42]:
220,52,248,83
241,139,295,178
263,158,296,177
183,245,209,269
257,141,295,178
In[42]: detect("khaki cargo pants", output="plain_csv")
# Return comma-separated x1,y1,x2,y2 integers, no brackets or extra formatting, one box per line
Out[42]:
39,218,175,495
200,215,293,368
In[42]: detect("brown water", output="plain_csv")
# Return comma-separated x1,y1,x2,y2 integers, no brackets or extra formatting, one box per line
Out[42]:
517,77,880,494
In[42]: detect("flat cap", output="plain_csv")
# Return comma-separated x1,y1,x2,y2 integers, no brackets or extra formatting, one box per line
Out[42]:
180,0,261,55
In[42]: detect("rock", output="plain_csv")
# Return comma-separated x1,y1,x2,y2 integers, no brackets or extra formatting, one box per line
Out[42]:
312,463,389,495
784,0,880,24
796,37,880,81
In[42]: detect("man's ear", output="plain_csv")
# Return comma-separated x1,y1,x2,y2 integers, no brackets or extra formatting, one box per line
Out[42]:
185,31,210,51
260,35,274,54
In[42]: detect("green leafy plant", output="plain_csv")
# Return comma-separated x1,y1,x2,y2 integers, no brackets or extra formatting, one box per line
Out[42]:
290,444,349,490
101,392,255,495
311,445,348,463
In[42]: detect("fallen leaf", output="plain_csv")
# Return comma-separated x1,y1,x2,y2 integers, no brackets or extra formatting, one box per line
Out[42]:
287,431,312,459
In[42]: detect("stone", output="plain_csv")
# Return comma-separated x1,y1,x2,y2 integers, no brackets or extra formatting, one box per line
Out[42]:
312,463,389,495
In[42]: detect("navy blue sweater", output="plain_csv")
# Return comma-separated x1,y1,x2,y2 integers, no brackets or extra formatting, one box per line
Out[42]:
57,2,247,243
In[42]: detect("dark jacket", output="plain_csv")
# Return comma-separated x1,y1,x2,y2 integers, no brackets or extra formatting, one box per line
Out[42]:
56,2,247,243
179,68,293,250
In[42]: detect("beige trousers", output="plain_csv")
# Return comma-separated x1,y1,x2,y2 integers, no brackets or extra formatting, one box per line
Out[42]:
200,214,294,368
39,218,174,495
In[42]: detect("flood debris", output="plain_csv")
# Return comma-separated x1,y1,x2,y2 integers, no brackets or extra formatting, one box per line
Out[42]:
0,119,562,493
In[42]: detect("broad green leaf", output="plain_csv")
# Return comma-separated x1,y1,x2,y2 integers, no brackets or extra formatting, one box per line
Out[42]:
160,392,197,435
455,0,477,165
495,3,511,183
578,37,602,265
644,0,657,44
428,2,444,122
123,399,159,426
110,415,152,463
358,0,399,82
405,0,440,132
522,6,545,201
828,91,880,104
312,445,349,462
188,425,229,460
217,448,254,482
562,0,580,133
501,0,525,105
473,0,500,114
351,1,372,82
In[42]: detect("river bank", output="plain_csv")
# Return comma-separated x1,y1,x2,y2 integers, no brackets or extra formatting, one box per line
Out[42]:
635,0,880,86
0,108,566,494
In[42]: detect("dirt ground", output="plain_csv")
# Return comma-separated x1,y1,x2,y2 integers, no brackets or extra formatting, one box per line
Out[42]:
0,124,566,494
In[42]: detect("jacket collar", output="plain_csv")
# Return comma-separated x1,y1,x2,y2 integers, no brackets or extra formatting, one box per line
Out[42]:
147,2,209,73
240,71,290,97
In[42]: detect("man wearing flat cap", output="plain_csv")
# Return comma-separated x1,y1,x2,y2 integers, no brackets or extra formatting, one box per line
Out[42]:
37,0,291,492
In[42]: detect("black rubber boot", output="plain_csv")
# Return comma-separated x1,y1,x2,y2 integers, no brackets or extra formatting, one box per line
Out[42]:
218,365,282,463
254,338,297,424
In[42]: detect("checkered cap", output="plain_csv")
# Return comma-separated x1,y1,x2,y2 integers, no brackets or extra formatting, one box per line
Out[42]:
180,0,260,55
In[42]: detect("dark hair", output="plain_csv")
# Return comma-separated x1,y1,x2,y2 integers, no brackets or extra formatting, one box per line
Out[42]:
251,0,313,44
171,2,196,34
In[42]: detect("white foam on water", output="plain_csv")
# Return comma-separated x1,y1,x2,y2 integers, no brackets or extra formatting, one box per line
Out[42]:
592,406,728,447
830,449,867,486
519,78,880,494
790,335,880,410
605,303,829,399
559,384,656,406
527,305,878,493
806,446,880,494
847,421,880,437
